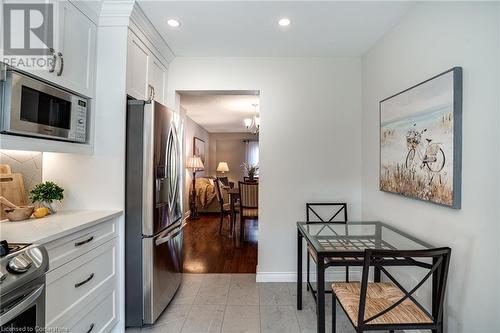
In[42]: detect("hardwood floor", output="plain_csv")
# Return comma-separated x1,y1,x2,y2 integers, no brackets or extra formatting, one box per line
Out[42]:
182,214,258,273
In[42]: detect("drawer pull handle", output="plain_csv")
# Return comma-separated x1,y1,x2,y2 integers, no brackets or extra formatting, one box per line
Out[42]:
86,323,95,333
75,236,94,247
75,273,94,288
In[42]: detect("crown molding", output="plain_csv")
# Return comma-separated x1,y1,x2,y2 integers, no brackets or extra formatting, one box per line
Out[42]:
99,0,135,27
129,2,175,64
97,1,174,64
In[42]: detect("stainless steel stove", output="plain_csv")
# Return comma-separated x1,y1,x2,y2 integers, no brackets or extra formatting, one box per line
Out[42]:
0,240,49,331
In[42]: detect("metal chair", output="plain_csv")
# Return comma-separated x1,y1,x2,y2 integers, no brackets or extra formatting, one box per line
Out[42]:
238,181,259,242
305,203,350,298
332,247,451,333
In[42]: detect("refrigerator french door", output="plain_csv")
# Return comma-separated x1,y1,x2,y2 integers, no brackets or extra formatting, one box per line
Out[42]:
125,100,183,327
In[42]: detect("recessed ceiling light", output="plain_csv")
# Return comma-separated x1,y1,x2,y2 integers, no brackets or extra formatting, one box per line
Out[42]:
167,19,181,28
278,18,291,27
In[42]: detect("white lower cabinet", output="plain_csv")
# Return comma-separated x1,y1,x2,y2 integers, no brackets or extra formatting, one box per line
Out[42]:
44,218,118,332
64,289,117,333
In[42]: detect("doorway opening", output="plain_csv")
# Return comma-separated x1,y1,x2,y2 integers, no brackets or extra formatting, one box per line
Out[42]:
178,90,260,273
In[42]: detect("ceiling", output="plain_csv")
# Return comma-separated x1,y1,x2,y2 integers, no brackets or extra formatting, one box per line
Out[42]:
137,1,413,57
180,93,260,133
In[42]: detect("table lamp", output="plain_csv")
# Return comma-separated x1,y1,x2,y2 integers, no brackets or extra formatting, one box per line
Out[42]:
216,162,229,174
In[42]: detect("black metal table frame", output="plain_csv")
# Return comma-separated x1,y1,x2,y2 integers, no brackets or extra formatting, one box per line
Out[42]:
296,221,437,333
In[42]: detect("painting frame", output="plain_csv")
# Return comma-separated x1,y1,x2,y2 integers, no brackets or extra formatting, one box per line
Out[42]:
379,67,462,209
193,137,206,165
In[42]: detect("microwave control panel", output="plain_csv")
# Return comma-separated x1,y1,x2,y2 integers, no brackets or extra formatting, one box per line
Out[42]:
69,97,88,143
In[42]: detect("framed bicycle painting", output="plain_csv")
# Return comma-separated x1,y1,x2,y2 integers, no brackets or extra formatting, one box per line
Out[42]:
379,67,462,209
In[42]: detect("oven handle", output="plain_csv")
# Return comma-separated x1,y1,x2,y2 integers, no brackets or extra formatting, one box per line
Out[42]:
0,285,44,326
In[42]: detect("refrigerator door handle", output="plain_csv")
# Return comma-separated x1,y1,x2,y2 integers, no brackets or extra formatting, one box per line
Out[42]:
155,223,186,246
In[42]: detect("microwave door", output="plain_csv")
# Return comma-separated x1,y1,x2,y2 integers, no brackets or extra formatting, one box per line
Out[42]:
2,70,87,143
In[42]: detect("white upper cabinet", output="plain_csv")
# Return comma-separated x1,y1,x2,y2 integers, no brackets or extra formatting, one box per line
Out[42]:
126,28,169,104
148,56,168,104
11,1,97,98
126,31,150,100
55,1,97,97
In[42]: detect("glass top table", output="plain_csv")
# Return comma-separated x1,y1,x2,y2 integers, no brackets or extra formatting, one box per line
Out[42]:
296,221,434,333
297,221,433,256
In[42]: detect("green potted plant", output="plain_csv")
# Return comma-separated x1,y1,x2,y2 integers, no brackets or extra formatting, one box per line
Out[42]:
241,162,259,181
29,181,64,213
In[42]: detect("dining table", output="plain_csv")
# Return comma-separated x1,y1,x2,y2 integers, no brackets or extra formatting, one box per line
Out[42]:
296,221,435,333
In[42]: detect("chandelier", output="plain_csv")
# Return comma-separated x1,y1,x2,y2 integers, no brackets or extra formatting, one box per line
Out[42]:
244,103,260,134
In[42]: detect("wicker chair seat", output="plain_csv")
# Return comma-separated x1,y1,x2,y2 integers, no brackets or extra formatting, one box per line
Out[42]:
331,282,432,326
242,208,258,217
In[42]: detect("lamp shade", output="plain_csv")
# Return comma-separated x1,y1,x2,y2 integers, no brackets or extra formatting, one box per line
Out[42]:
217,162,229,173
186,156,204,170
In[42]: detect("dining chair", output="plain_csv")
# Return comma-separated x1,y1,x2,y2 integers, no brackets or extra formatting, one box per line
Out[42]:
305,203,350,297
238,181,258,242
332,247,451,333
214,178,237,236
218,176,234,189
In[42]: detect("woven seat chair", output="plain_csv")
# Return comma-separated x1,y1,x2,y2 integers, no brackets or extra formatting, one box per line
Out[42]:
238,181,258,242
332,248,451,333
305,203,354,300
214,178,238,236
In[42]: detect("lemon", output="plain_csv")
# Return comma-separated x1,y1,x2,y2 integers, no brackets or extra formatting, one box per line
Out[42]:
33,207,50,218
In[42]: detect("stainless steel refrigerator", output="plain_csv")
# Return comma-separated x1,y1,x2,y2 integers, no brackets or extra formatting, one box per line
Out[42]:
125,100,183,327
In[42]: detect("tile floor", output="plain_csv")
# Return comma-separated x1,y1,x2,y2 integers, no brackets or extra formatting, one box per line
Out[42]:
126,274,356,333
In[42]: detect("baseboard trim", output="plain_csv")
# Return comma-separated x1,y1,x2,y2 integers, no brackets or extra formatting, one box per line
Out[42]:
256,269,362,283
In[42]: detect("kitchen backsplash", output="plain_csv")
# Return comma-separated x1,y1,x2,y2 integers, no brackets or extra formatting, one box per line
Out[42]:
0,150,42,196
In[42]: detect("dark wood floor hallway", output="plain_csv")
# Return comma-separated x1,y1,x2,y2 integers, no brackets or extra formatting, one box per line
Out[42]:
182,214,258,273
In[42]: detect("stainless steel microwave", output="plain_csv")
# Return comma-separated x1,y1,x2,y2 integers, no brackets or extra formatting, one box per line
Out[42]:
0,69,88,143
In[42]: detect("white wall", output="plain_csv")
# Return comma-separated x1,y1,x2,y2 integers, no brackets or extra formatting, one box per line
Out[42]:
498,4,500,317
43,24,129,333
361,2,500,332
167,57,363,278
183,114,210,213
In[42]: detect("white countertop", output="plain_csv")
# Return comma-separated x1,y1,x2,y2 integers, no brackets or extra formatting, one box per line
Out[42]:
0,210,123,244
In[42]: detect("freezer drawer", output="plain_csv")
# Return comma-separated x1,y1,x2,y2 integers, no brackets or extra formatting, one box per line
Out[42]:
142,223,184,324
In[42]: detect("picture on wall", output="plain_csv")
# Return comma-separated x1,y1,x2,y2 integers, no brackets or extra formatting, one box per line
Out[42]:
379,67,462,208
193,137,206,164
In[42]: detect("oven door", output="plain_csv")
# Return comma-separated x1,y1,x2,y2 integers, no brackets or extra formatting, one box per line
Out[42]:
0,276,46,331
2,71,85,142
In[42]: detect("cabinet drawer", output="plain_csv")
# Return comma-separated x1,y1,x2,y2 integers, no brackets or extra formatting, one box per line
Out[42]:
65,289,117,333
46,239,117,327
45,219,117,271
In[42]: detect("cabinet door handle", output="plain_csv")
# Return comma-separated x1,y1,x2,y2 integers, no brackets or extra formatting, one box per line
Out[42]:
152,86,156,100
57,52,64,76
74,236,94,247
75,273,94,288
49,48,57,73
85,323,95,333
147,84,153,101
